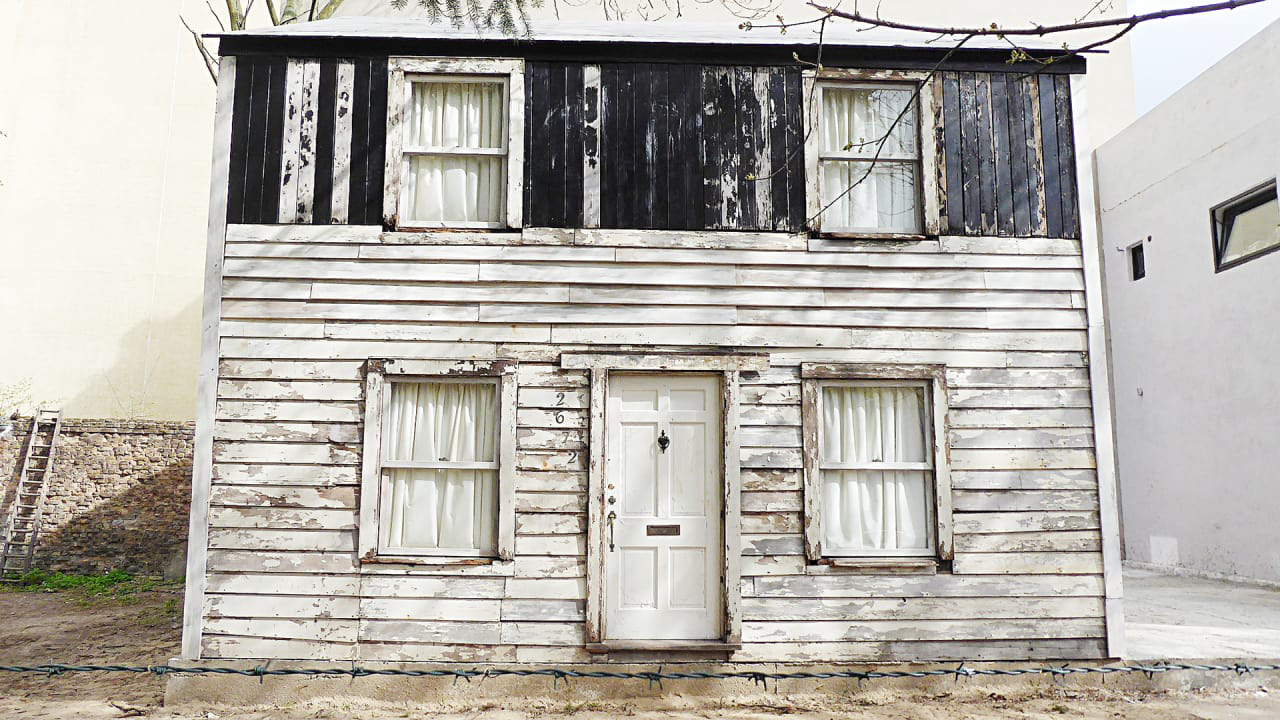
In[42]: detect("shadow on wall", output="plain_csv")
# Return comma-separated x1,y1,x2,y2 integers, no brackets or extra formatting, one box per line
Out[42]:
59,297,203,420
35,457,192,577
0,421,194,578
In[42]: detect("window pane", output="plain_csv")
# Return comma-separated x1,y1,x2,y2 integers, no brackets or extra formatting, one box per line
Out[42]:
822,469,931,553
821,86,917,158
406,81,505,150
386,382,498,463
821,385,928,465
820,160,919,232
384,468,497,552
1220,193,1280,265
404,155,506,224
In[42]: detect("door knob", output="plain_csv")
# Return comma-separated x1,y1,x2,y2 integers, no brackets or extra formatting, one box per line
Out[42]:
657,430,670,453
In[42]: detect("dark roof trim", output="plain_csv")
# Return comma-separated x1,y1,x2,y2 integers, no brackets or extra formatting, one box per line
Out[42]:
215,36,1086,74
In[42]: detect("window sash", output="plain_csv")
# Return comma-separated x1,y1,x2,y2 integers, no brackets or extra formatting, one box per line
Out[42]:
815,379,936,557
397,71,513,230
1212,180,1280,270
814,80,923,234
377,376,502,558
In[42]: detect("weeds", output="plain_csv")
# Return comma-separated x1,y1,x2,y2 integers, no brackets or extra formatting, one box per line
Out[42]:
0,569,176,605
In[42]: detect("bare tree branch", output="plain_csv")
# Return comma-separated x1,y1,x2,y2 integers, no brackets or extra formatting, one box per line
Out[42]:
265,0,282,26
181,15,220,82
314,0,348,19
807,0,1269,39
224,0,246,29
206,1,227,31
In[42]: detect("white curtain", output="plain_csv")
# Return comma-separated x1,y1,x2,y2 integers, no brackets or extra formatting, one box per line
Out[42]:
820,86,918,232
403,81,506,224
384,382,498,553
821,386,931,553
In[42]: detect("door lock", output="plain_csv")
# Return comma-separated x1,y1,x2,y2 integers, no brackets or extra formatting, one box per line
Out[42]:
657,430,670,453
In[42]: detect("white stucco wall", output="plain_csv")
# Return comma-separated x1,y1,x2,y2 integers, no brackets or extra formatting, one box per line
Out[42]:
1096,18,1280,583
0,1,1135,420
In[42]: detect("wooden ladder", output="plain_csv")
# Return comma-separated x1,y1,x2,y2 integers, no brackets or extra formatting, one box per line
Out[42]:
0,409,63,580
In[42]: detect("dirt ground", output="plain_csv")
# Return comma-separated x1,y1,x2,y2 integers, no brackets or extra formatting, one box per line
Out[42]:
2,589,1280,719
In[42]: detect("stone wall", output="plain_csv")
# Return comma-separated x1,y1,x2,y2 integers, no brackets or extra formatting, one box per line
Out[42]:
0,417,193,576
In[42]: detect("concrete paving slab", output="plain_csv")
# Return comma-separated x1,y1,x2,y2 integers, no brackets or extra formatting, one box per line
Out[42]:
1124,564,1280,659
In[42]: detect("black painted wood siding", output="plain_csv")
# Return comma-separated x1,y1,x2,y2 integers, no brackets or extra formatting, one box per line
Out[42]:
226,55,386,225
936,71,1079,238
223,55,1081,240
523,62,805,231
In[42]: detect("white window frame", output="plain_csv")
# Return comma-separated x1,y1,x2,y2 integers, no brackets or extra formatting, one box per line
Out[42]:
358,359,518,564
383,58,525,230
803,70,939,238
800,363,953,569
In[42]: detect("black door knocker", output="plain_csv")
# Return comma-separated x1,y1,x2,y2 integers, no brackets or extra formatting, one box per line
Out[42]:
657,430,670,453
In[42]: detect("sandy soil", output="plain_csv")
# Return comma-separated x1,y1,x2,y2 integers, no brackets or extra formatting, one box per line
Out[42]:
2,589,1280,719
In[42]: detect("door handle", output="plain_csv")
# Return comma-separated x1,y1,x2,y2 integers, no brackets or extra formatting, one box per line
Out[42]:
607,510,617,552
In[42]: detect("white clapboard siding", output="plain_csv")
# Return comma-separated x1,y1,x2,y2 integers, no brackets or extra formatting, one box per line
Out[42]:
203,223,1108,663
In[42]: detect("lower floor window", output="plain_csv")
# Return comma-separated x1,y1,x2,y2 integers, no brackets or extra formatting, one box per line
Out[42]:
359,360,517,563
382,380,499,554
819,383,935,555
802,364,952,564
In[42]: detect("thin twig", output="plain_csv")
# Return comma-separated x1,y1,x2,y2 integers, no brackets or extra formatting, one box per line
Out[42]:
181,15,219,82
808,0,1269,38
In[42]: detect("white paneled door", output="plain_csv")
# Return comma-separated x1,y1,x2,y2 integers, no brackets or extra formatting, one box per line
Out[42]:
604,374,723,641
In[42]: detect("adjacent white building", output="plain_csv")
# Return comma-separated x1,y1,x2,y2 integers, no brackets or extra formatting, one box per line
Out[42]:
1096,17,1280,584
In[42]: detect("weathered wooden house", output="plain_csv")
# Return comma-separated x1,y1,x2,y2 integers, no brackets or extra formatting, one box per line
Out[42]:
182,18,1123,665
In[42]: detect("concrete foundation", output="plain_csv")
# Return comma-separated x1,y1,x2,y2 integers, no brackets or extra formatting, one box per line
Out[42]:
162,659,1280,707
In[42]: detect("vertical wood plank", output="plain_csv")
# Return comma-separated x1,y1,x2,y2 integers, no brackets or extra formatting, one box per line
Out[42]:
634,64,655,227
507,60,526,229
365,57,388,226
600,64,618,228
259,56,287,223
565,63,585,228
990,73,1015,237
931,374,953,560
331,60,355,224
1055,74,1080,239
701,67,724,230
735,66,759,230
974,72,996,235
240,57,272,224
357,368,385,560
582,64,601,228
311,59,336,225
583,369,607,642
347,58,371,226
618,65,636,228
919,75,942,236
1024,74,1047,237
717,68,741,228
722,369,743,646
941,72,965,235
686,64,708,230
184,54,237,661
1038,74,1063,238
1007,74,1032,237
498,369,518,561
750,68,773,230
549,62,568,227
800,379,821,561
667,65,690,230
296,59,321,223
958,72,980,234
785,68,806,232
277,59,304,224
528,63,553,226
651,66,670,229
767,68,790,231
224,56,255,225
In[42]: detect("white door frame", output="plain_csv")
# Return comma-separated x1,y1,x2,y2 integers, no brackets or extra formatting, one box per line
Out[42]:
560,352,768,649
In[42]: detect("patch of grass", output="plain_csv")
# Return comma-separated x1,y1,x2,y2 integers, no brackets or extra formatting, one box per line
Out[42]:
1,569,175,604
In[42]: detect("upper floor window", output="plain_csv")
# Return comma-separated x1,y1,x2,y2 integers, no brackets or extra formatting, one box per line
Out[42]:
386,58,525,230
1212,180,1280,271
813,82,922,235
